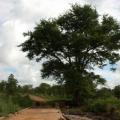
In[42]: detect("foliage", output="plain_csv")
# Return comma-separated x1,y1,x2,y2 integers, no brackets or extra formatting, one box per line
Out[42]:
0,95,20,116
88,97,120,114
95,87,113,98
35,83,51,95
0,74,34,116
0,73,120,120
0,80,7,93
113,85,120,99
21,85,33,94
45,96,72,107
19,4,120,104
12,94,33,107
34,83,67,96
6,74,18,96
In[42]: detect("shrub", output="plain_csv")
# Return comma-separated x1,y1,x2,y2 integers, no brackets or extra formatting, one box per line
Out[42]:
12,95,33,107
0,94,33,116
0,97,20,116
88,97,120,114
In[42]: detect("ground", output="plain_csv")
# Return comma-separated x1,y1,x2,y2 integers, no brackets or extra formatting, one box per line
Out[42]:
4,108,65,120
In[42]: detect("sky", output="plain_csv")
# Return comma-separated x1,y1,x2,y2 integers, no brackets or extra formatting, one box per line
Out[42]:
0,0,120,88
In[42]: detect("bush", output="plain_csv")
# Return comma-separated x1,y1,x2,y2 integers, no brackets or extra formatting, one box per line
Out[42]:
12,95,33,107
64,107,87,115
0,97,20,116
88,97,120,114
42,95,73,107
0,94,33,116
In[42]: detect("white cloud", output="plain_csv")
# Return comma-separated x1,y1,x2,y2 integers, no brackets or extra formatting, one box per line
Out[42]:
0,0,86,87
95,62,120,88
88,0,120,21
0,0,120,87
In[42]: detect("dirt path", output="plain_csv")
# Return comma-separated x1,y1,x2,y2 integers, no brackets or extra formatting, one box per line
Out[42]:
5,108,65,120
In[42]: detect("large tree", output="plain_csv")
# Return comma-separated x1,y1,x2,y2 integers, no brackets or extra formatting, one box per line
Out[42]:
19,4,120,104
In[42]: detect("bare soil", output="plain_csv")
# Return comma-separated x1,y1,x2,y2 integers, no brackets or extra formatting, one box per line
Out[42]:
5,108,65,120
3,107,103,120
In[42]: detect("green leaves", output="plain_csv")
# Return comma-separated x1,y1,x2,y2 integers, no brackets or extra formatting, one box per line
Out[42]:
19,4,120,105
57,4,98,33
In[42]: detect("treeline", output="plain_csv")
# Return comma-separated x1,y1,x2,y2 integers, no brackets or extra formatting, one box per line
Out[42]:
0,74,33,116
0,74,68,116
1,74,120,101
0,74,66,96
2,74,120,119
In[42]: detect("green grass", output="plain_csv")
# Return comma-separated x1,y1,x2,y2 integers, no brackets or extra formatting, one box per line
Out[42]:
0,96,20,116
0,93,33,116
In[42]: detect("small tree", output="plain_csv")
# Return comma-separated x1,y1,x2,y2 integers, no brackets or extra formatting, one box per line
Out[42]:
19,4,120,105
0,80,7,93
6,74,18,96
96,87,113,99
22,85,33,94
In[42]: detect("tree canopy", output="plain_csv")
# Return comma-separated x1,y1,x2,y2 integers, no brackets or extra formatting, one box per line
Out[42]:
7,74,18,95
114,85,120,99
19,4,120,104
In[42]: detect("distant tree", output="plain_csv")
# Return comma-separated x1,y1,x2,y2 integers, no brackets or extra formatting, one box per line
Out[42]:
22,85,33,94
6,74,18,96
51,84,66,96
113,85,120,99
17,85,22,93
35,83,51,95
19,4,120,105
96,87,113,98
0,80,7,93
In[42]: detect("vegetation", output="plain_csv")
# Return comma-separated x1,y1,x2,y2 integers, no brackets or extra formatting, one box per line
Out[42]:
19,4,120,105
113,85,120,99
0,74,68,116
1,73,120,119
0,94,20,116
0,74,33,116
88,97,120,113
1,3,120,119
17,3,120,119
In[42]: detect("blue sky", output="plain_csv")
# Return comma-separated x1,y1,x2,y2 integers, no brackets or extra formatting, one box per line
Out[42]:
0,0,120,87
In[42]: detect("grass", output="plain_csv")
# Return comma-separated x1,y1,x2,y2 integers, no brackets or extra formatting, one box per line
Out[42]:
0,93,33,117
0,96,20,116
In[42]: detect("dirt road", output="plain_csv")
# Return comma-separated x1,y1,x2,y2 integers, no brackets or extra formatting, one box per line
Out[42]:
5,108,65,120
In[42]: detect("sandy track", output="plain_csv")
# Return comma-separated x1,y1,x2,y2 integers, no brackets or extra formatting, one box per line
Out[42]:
5,108,64,120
